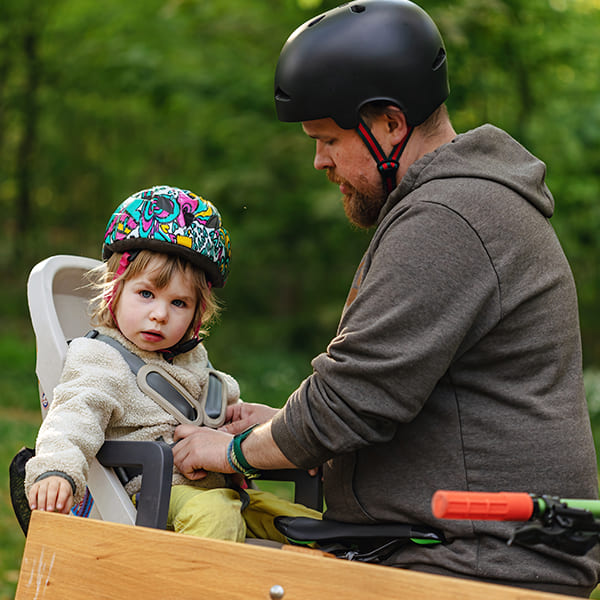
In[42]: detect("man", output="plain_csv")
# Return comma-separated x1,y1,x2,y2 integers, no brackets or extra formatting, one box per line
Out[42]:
174,1,600,595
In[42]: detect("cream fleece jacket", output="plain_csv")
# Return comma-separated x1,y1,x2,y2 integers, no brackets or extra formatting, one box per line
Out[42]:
25,326,240,503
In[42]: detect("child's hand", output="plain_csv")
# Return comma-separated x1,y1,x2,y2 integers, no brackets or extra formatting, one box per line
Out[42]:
28,476,74,514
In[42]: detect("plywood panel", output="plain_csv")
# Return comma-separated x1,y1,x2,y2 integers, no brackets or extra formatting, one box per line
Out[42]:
16,511,578,600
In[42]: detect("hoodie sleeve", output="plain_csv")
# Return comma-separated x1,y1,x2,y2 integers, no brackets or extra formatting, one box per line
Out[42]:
24,338,130,503
272,201,501,468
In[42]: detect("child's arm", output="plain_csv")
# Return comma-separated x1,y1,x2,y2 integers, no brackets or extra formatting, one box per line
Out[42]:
25,337,128,506
28,474,75,514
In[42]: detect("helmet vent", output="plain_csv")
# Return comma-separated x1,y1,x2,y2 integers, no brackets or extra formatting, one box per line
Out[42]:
432,47,446,71
350,4,366,13
275,87,291,102
308,15,326,27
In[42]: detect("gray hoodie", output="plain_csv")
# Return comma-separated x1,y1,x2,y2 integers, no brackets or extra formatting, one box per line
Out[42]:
272,125,600,590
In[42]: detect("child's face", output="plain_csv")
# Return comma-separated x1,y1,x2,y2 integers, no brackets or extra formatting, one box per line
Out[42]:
115,260,197,352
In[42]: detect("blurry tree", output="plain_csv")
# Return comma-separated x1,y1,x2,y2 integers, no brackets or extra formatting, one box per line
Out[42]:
0,0,599,367
1,0,365,362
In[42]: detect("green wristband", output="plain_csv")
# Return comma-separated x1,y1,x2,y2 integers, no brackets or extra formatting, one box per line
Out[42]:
231,424,260,478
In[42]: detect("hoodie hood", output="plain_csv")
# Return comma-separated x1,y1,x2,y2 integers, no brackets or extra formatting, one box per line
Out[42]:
384,124,554,221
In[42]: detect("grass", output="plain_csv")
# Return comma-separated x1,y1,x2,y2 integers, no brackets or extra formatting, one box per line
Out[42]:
0,325,39,599
0,410,39,599
2,325,600,598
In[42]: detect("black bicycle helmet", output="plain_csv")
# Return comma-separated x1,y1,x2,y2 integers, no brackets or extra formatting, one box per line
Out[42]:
274,0,449,129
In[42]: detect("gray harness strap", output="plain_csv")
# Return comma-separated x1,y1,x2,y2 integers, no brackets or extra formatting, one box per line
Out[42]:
86,330,227,428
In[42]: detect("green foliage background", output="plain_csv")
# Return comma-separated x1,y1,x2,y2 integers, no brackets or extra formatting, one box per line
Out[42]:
1,0,600,597
1,0,599,366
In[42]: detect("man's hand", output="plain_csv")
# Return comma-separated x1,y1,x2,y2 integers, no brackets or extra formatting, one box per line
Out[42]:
219,402,280,435
175,417,300,477
173,424,234,479
29,475,74,514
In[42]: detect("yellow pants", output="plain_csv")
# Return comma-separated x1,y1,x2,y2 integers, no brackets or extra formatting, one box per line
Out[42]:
167,485,322,543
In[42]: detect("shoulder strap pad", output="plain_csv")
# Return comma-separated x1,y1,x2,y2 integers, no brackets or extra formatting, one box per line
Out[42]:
85,330,227,427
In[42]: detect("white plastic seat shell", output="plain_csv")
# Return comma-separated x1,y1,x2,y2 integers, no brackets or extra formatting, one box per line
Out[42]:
27,255,138,526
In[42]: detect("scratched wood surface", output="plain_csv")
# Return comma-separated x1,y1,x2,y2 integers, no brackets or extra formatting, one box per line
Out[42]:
16,511,580,600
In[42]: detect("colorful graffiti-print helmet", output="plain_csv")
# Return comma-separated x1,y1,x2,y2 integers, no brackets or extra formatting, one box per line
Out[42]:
103,185,231,287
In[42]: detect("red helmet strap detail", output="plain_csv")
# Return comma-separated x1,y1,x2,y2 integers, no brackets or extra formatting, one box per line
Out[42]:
356,116,414,195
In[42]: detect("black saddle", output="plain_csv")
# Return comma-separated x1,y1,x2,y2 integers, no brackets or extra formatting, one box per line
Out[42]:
274,516,445,563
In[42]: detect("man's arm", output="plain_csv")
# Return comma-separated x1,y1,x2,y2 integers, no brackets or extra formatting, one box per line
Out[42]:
238,421,296,469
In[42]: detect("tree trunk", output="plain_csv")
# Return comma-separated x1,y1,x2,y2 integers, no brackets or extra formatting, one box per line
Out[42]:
15,17,40,259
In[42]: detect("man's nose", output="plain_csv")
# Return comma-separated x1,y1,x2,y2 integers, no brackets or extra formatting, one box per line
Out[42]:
314,140,333,170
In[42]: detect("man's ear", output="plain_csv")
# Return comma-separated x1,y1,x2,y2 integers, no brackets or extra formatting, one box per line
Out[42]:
370,106,409,148
385,106,409,145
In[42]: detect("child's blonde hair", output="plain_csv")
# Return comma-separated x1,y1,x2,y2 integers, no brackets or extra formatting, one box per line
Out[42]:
89,250,220,342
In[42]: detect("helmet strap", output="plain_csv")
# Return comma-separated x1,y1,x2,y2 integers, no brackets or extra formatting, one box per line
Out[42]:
159,337,202,363
357,116,414,195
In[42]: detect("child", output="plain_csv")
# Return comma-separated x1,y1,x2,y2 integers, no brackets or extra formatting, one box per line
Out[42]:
25,185,320,542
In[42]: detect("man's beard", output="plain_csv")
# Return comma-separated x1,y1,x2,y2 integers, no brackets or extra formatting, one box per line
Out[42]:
327,169,385,229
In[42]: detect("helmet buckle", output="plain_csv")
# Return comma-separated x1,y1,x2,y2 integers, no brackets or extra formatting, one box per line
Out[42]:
378,160,399,174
